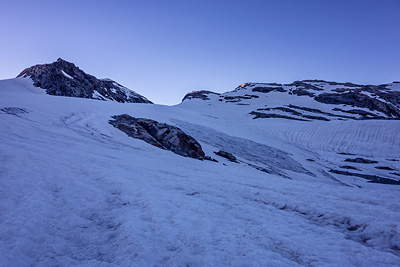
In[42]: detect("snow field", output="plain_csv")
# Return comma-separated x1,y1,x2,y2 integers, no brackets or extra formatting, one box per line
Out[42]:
0,78,400,266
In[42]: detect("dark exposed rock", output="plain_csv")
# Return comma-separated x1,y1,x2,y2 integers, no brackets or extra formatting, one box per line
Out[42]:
17,58,152,103
109,114,205,160
182,90,220,101
1,107,29,116
227,94,259,100
290,89,315,97
329,169,400,185
234,82,283,91
300,80,362,87
375,166,395,171
345,158,378,164
376,91,400,108
315,92,400,118
288,104,356,120
342,109,377,116
220,94,259,103
214,150,237,162
252,86,286,93
286,81,324,91
331,108,387,119
328,81,362,87
251,108,329,121
247,94,259,99
301,79,329,83
249,111,309,121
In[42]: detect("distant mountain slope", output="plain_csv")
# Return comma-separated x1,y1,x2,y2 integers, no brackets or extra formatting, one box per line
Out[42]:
17,58,152,103
182,80,400,120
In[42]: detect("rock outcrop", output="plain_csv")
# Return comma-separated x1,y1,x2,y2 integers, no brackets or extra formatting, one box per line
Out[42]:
109,114,205,160
182,90,219,101
214,150,238,162
17,58,152,104
315,92,400,118
344,158,378,164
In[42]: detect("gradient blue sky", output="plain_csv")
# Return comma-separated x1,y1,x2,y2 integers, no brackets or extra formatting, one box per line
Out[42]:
1,0,399,105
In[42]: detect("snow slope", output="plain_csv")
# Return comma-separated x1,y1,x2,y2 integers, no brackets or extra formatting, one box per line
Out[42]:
1,78,400,266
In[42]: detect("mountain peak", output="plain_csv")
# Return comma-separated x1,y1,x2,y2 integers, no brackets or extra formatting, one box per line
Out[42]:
17,59,152,104
55,57,73,64
55,58,74,66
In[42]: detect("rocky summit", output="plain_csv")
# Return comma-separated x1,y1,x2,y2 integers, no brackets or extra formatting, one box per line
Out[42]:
17,58,152,104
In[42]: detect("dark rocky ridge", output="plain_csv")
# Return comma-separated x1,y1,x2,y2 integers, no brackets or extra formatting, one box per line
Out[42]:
252,86,286,93
17,58,152,104
249,111,309,121
109,114,205,160
345,158,378,164
315,92,400,118
182,90,220,101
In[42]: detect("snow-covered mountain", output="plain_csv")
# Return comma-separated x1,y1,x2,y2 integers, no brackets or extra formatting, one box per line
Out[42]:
17,58,152,103
183,80,400,120
1,67,400,266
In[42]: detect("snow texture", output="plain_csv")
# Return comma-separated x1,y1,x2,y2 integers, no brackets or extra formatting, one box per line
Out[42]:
0,78,400,266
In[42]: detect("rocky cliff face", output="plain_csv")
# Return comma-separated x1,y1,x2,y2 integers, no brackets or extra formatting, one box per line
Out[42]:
17,58,152,104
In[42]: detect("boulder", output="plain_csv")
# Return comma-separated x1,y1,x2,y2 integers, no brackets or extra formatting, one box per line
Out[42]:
109,114,205,160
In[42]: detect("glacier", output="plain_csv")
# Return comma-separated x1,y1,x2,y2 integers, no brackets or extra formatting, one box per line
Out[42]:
0,77,400,266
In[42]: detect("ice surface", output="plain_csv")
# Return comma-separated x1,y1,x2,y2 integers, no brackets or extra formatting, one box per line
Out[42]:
0,78,400,266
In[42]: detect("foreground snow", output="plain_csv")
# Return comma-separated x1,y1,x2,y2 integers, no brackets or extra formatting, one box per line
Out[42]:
0,78,400,266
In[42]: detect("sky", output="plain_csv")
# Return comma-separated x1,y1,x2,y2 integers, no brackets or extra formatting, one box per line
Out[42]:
0,0,399,105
